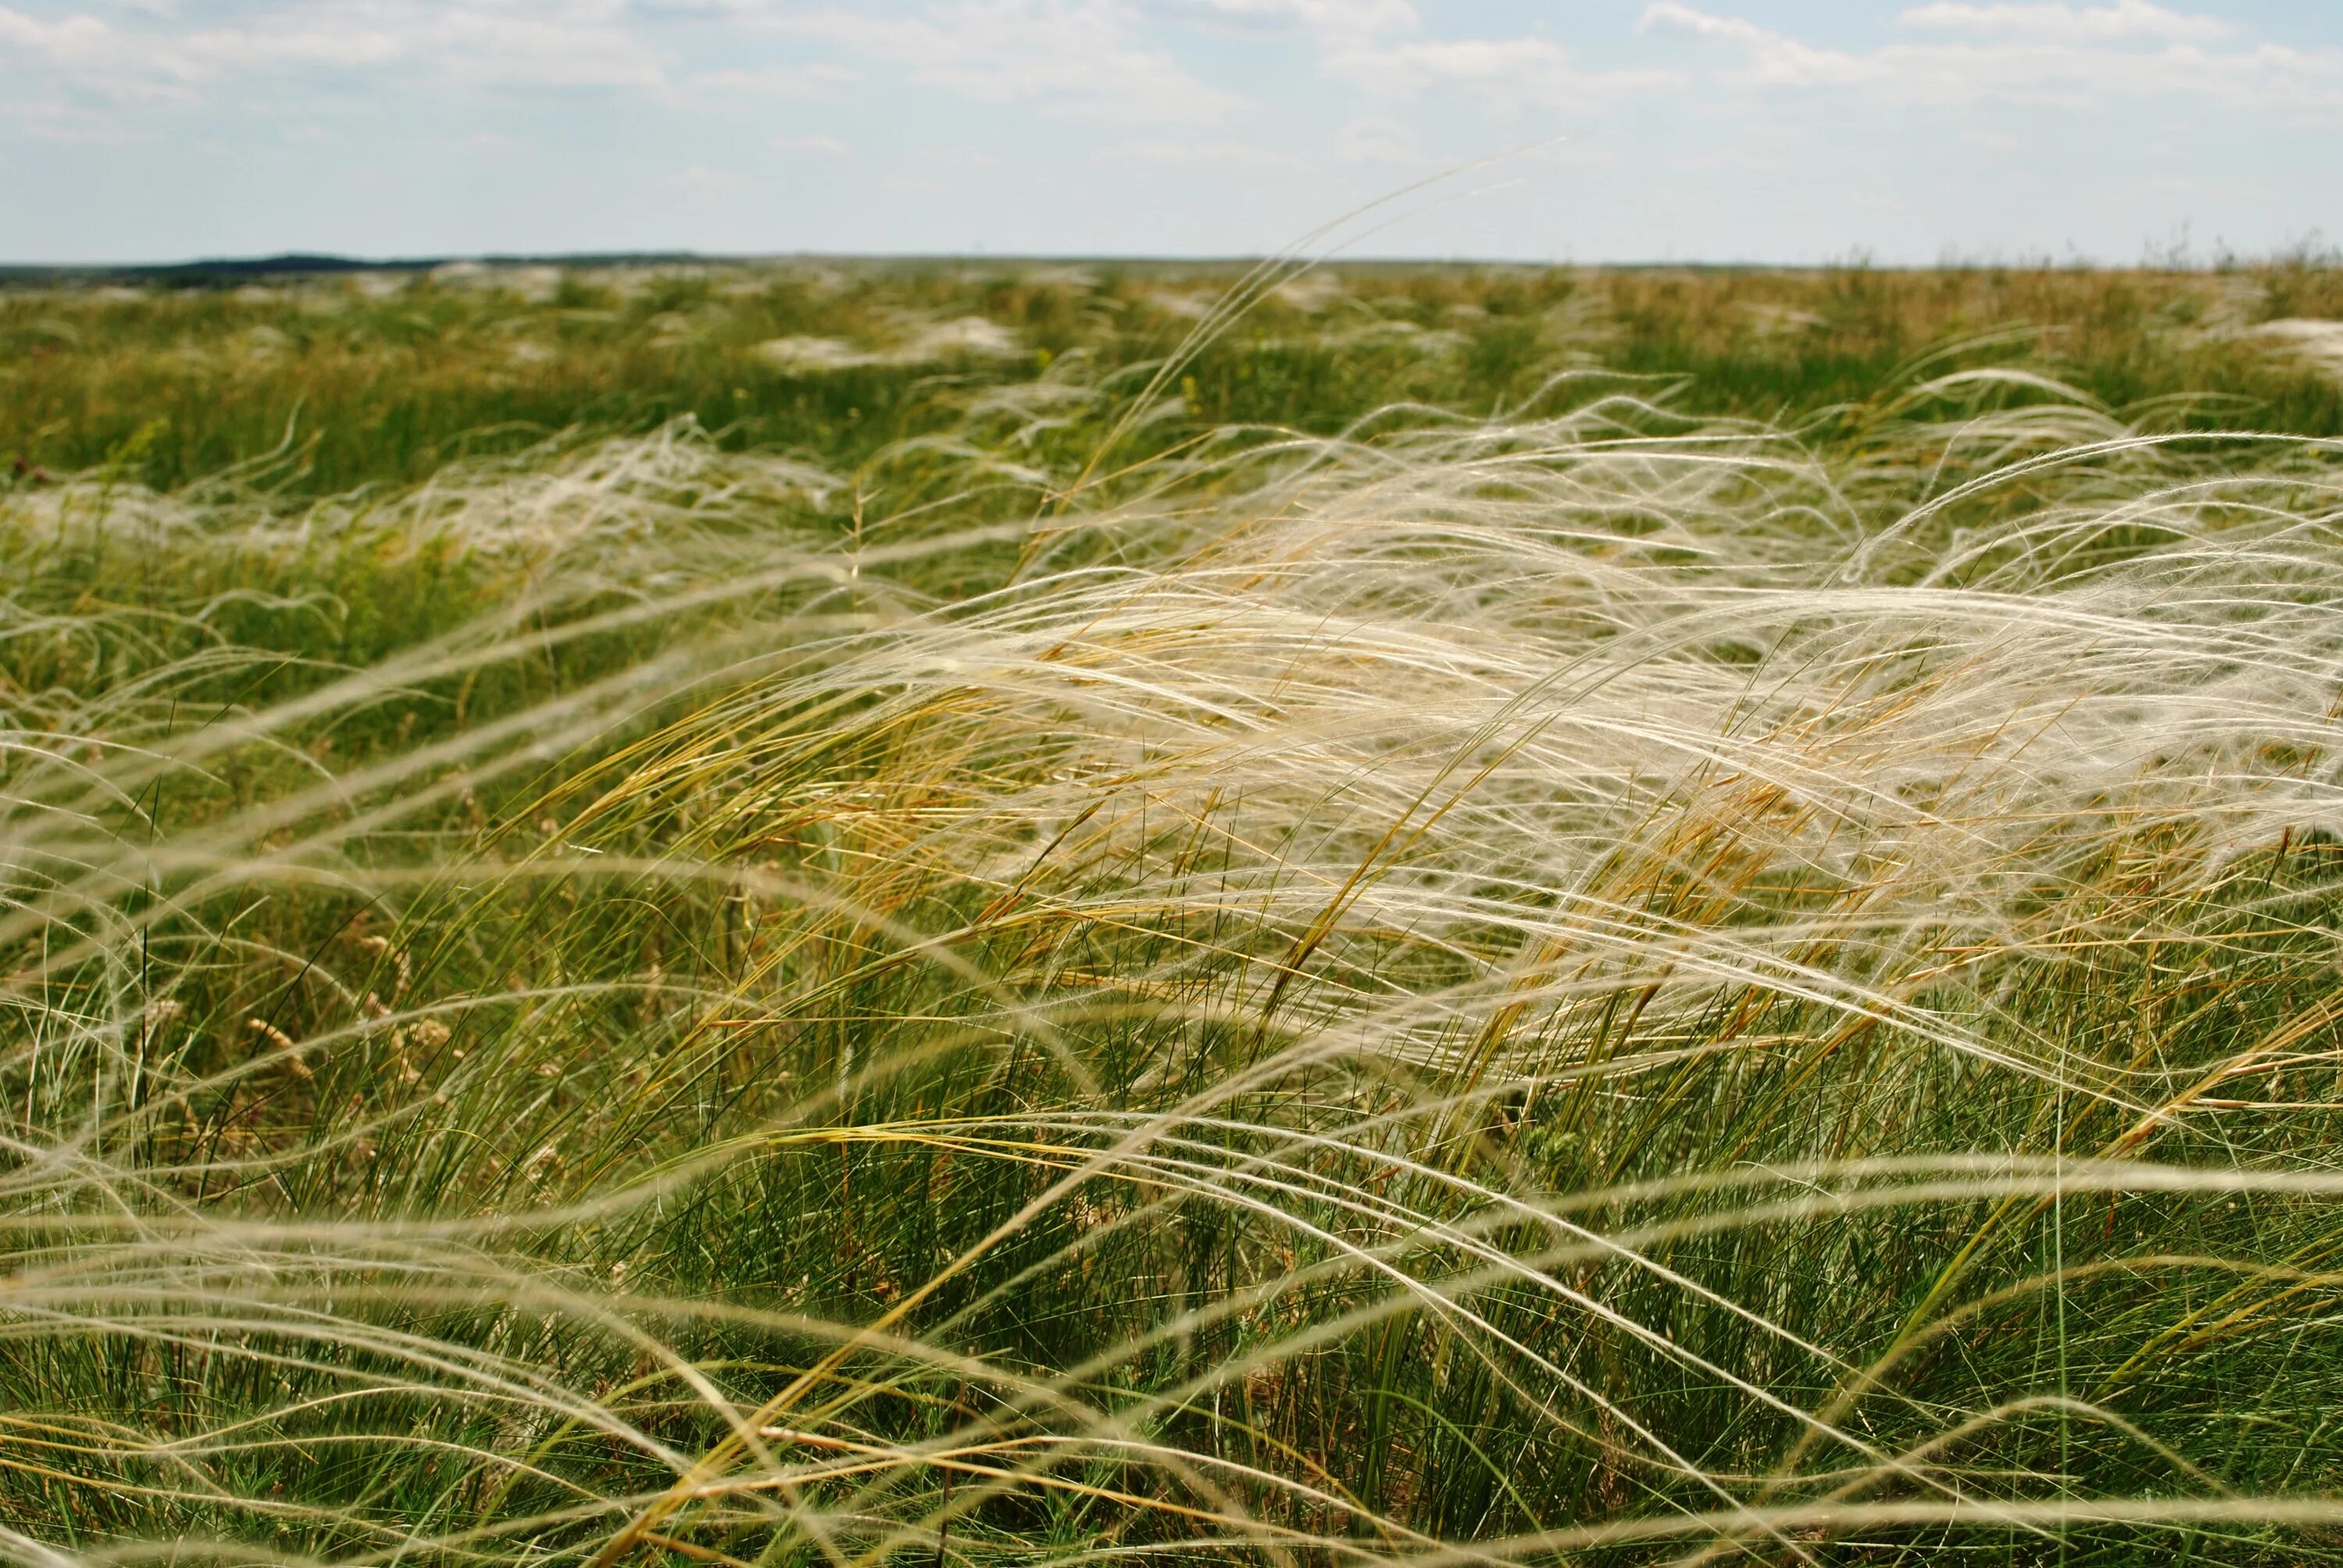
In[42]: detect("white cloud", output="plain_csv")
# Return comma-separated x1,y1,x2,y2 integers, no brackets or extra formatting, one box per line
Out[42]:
1156,0,1415,41
1329,34,1682,109
1899,2,2232,45
1637,4,1869,87
1160,1,1678,119
771,131,851,156
0,1,670,102
0,5,199,102
180,23,409,72
1640,2,2343,112
783,1,1246,127
426,6,666,87
0,6,111,57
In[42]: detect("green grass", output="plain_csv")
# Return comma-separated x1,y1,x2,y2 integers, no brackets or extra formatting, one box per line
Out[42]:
9,260,2343,495
6,258,2343,1566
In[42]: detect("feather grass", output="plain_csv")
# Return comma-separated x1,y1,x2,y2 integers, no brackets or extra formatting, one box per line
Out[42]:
8,312,2343,1564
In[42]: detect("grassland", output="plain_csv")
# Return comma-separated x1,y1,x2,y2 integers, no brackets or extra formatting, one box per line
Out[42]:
6,257,2343,1566
10,258,2343,494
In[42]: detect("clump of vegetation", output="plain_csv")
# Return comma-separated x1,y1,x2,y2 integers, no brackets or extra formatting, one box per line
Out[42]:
6,258,2341,494
5,259,2343,1565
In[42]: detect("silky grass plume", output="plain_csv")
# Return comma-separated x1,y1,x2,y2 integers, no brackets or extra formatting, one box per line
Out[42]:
7,262,2343,1566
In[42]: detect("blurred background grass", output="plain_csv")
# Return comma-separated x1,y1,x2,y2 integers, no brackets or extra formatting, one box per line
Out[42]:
8,259,2341,497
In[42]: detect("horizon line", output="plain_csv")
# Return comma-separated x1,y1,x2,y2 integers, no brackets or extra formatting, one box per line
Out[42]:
3,246,2321,281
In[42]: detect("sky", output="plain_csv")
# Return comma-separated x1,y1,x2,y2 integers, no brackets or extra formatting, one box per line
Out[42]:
2,0,2338,265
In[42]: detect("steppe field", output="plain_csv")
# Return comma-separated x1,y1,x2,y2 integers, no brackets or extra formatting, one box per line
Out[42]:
10,257,2343,1566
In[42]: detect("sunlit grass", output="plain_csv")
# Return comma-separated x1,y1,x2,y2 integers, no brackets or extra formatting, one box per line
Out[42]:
5,262,2343,1565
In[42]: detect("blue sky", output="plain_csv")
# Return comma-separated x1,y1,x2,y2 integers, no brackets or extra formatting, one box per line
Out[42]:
2,0,2338,264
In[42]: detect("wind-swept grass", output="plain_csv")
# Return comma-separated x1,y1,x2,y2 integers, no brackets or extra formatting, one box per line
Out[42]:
7,258,2342,495
7,265,2343,1565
